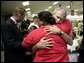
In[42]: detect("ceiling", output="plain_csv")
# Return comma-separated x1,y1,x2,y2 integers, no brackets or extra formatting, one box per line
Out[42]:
1,1,83,20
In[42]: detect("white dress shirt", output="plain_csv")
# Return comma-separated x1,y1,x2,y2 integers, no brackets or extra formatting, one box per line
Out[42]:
28,22,39,30
10,16,17,24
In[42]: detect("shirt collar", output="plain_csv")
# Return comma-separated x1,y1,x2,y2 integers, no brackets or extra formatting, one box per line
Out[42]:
10,16,17,24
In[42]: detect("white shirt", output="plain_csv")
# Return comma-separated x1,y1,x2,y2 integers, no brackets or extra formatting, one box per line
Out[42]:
10,16,17,24
67,38,79,52
10,16,20,28
28,22,39,30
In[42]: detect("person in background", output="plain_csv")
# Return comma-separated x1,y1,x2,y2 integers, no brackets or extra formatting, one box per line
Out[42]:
21,19,30,37
28,16,39,31
67,31,79,52
28,25,38,33
22,10,72,62
78,38,84,62
76,37,84,62
78,21,83,36
1,7,29,62
67,31,79,62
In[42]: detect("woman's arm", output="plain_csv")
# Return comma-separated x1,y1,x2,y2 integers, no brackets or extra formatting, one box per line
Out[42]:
32,25,73,54
32,37,54,54
60,31,73,45
45,25,73,45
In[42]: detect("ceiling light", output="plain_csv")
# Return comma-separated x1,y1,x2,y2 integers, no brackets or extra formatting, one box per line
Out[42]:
75,9,78,11
25,8,30,11
52,2,58,5
32,14,37,17
48,6,52,9
66,6,70,8
45,9,49,11
22,1,29,6
27,11,31,14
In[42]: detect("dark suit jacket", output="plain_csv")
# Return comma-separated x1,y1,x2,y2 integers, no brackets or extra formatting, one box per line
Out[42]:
78,38,84,62
1,18,29,62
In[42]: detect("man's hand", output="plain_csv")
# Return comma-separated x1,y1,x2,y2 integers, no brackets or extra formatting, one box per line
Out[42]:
36,37,54,49
44,25,62,35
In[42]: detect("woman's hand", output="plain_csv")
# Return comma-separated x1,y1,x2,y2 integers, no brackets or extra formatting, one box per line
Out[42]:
44,25,62,35
36,37,54,49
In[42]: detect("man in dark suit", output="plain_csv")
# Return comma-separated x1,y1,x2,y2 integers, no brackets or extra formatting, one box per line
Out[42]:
1,7,30,62
76,38,84,62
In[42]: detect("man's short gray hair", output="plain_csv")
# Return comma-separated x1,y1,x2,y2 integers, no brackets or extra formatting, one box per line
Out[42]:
53,8,67,17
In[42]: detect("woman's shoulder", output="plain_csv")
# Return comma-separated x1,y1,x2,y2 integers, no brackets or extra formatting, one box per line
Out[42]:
29,27,42,34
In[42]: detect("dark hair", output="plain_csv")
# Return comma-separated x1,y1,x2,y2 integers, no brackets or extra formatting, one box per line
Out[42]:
38,11,56,25
33,16,38,19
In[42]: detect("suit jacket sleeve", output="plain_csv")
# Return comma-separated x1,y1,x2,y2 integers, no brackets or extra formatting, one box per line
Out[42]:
1,21,27,52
